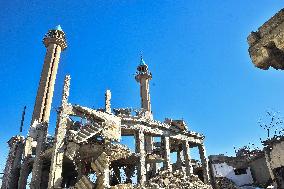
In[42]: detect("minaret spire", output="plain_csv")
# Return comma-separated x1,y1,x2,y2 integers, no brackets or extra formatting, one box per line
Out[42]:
135,55,152,114
24,25,67,156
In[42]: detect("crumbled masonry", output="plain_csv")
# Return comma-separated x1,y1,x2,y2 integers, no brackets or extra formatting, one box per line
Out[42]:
1,27,211,189
214,177,239,189
248,9,284,70
141,169,212,189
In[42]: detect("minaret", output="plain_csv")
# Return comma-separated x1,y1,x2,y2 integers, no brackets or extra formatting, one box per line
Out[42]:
31,25,67,124
18,26,67,189
24,25,67,157
135,56,152,113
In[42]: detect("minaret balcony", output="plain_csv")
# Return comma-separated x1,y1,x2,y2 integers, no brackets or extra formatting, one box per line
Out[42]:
43,29,67,50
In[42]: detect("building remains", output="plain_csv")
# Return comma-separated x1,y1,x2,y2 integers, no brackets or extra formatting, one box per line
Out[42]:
248,9,284,70
209,148,272,189
263,136,284,188
1,26,212,189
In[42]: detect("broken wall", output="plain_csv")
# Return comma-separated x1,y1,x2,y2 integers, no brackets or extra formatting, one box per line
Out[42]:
249,155,271,186
211,162,253,186
267,140,284,169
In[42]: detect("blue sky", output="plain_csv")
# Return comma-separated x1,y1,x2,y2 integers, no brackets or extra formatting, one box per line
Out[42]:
1,1,284,172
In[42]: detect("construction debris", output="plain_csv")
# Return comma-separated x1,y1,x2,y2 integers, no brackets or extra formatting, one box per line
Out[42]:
215,177,240,189
143,169,212,189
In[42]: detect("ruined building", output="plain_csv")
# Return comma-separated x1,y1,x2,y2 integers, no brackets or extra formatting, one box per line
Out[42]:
1,26,211,189
209,149,272,188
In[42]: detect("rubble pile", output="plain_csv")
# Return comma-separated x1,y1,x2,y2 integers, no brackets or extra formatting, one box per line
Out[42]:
107,143,132,161
142,169,212,189
215,177,239,189
110,183,133,189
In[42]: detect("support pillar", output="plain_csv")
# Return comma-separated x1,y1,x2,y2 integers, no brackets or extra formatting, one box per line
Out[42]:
105,90,111,114
182,141,193,176
1,136,24,189
135,130,146,185
198,144,210,184
48,75,71,189
30,122,48,189
145,135,153,154
176,149,183,169
162,136,172,171
18,158,31,189
145,135,157,179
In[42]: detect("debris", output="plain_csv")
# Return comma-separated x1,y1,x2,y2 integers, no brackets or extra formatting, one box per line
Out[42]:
143,169,212,189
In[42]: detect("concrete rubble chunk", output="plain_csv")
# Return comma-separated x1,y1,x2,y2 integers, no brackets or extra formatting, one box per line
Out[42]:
247,8,284,70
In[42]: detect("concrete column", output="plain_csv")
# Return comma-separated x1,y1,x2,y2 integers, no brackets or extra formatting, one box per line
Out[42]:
176,150,183,168
105,90,111,114
145,135,153,154
182,141,193,176
135,130,146,185
30,123,48,189
162,136,172,171
198,144,210,184
48,75,71,189
145,135,157,179
18,158,31,189
1,136,24,189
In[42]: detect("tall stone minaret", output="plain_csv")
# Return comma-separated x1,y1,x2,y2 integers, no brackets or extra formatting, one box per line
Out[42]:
24,25,67,157
135,56,152,113
18,26,67,189
31,25,67,124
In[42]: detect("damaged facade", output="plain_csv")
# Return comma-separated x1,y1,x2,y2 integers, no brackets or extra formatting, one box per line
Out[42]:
1,26,211,189
209,149,271,189
263,136,284,188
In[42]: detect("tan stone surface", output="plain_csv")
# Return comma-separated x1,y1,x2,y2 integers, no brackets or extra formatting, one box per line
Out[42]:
248,9,284,70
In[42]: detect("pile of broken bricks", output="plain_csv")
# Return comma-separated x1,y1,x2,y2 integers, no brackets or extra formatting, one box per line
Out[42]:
214,177,239,189
137,169,212,189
